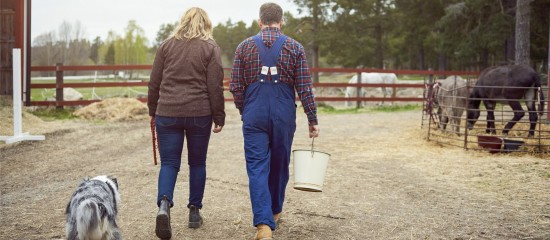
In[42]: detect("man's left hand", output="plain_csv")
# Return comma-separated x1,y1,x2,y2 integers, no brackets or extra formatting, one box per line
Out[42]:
309,125,320,138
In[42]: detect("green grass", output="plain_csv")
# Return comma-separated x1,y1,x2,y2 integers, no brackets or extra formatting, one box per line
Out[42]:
30,107,78,121
401,75,427,81
318,73,355,83
30,76,149,101
370,104,423,112
318,103,422,114
30,87,148,101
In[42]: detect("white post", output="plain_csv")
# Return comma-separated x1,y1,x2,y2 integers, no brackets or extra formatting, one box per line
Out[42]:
0,49,45,144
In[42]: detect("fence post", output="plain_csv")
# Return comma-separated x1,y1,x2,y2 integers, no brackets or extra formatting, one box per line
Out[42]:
548,12,550,123
356,72,362,108
464,79,471,150
55,63,63,109
547,74,549,124
0,49,45,144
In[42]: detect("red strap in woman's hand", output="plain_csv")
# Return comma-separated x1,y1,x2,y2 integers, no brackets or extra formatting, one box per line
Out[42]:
150,117,158,165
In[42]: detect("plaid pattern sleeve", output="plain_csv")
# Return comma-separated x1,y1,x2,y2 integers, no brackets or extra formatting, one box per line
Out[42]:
292,43,318,126
230,41,247,114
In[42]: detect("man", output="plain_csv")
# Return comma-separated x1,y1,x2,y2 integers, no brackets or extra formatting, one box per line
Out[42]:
230,2,320,239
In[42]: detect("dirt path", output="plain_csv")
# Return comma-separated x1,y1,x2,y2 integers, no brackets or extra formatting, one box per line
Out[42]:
1,106,549,240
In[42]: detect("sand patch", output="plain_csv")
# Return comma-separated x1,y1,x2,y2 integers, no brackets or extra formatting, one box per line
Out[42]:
0,96,59,136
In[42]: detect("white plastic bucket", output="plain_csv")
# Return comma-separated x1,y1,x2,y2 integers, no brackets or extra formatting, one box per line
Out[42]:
292,149,330,192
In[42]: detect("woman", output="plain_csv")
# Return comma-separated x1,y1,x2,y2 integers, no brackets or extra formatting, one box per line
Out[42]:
147,7,225,239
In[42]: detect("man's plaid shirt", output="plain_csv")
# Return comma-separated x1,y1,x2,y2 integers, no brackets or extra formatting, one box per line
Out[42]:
230,27,318,126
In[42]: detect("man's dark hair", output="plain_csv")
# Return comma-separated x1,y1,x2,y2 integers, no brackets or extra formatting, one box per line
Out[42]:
260,3,283,25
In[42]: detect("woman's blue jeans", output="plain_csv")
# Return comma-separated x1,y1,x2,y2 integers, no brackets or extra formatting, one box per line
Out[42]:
155,115,212,209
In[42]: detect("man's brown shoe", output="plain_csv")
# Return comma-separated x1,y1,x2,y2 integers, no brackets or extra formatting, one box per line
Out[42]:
254,224,273,240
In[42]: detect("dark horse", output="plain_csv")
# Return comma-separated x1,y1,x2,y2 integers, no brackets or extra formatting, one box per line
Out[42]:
467,64,545,137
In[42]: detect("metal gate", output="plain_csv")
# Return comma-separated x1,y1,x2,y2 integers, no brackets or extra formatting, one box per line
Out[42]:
422,77,550,156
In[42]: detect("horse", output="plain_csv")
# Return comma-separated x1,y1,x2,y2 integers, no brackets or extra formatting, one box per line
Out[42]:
345,72,397,106
466,64,545,137
436,76,469,134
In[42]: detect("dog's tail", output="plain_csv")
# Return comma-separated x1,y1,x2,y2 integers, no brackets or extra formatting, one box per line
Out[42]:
76,200,108,240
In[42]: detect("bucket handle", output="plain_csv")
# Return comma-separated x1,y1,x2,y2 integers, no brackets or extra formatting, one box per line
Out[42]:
310,138,315,158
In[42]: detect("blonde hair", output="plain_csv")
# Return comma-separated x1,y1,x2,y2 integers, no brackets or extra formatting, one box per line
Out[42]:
171,7,213,41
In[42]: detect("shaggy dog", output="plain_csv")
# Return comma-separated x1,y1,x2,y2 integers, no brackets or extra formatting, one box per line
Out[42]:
65,175,122,240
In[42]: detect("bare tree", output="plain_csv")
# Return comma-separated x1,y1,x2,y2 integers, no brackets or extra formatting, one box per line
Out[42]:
57,21,72,63
515,0,531,65
32,31,57,76
65,21,90,68
55,20,89,67
72,21,86,40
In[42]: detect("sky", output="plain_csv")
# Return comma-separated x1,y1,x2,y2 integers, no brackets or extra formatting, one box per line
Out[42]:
31,0,301,45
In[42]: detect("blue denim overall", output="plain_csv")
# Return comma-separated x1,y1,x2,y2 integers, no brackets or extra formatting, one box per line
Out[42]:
243,34,296,230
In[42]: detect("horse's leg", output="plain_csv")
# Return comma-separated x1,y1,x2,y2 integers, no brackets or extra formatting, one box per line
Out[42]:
441,115,448,130
362,89,367,107
345,87,352,107
483,101,497,135
437,106,443,129
345,91,349,107
452,107,462,134
525,91,539,137
454,117,462,135
503,101,525,136
442,108,453,130
390,86,395,105
381,87,386,105
527,105,538,138
525,100,539,137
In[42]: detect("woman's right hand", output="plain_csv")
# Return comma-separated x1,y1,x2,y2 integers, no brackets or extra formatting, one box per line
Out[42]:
212,125,223,133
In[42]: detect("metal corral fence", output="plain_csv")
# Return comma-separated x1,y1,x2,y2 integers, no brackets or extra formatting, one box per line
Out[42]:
422,76,550,155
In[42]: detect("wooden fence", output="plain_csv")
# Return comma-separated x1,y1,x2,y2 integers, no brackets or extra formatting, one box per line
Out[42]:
28,64,483,108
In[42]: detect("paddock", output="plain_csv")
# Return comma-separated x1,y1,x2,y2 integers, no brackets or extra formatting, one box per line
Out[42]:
1,100,550,239
423,78,550,156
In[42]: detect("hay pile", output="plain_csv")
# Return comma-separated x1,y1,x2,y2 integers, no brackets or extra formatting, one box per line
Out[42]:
74,98,148,122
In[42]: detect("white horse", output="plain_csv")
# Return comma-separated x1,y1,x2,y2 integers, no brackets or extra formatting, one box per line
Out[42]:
345,72,398,107
436,76,469,134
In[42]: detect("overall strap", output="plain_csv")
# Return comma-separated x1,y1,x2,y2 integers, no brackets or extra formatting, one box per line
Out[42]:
252,34,288,81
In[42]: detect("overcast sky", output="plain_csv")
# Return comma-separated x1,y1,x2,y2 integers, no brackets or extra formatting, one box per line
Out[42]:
31,0,301,45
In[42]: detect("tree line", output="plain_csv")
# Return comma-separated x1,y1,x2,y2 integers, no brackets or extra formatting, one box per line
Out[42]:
31,0,550,77
32,20,148,77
